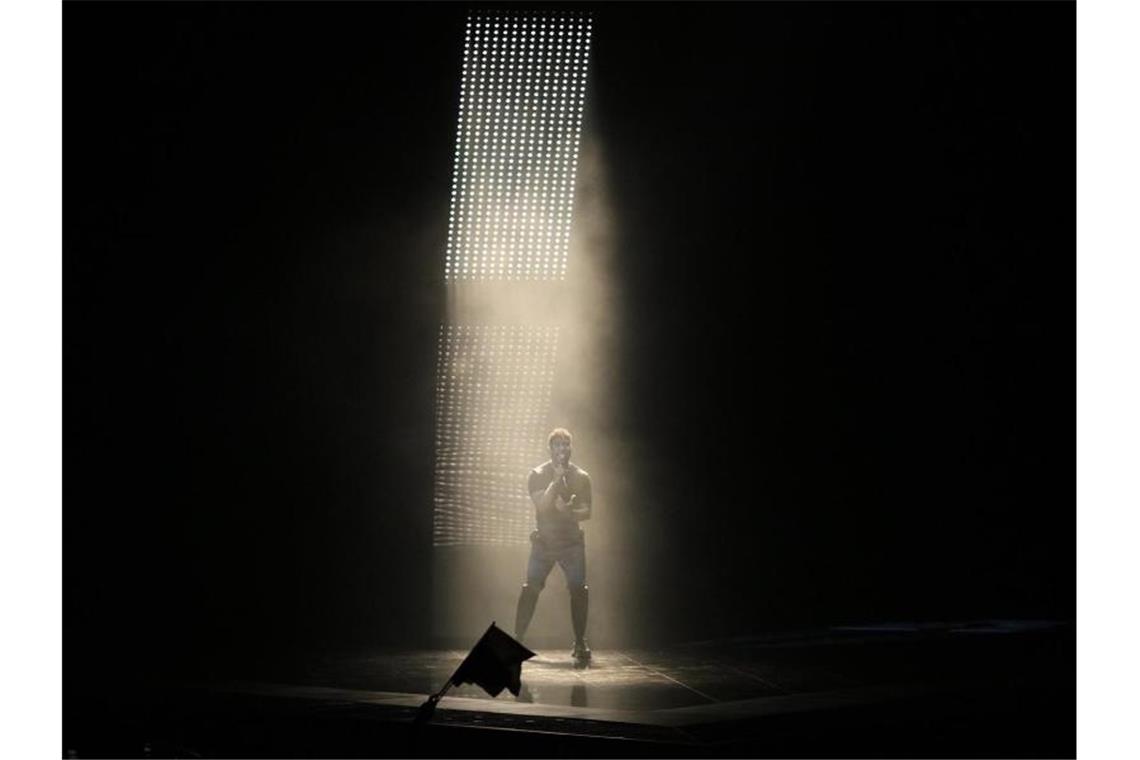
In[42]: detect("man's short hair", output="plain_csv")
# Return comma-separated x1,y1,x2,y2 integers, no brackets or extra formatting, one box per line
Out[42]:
548,428,573,448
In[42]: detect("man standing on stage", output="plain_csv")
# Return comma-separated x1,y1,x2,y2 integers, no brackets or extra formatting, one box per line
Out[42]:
514,427,593,667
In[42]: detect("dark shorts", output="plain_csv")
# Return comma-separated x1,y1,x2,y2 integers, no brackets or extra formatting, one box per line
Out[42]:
526,529,586,590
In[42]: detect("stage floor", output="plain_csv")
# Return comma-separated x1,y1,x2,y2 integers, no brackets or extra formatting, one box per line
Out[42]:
69,620,1075,757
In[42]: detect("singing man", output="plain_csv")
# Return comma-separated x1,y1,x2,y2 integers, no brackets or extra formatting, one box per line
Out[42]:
514,427,593,667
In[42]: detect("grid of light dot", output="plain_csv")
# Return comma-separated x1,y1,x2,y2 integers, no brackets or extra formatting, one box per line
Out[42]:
445,11,592,281
432,325,560,546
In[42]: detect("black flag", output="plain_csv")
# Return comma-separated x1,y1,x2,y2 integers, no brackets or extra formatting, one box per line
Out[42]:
451,622,536,697
414,622,536,724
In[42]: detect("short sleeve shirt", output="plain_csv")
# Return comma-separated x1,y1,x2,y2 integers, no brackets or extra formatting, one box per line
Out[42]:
528,461,592,546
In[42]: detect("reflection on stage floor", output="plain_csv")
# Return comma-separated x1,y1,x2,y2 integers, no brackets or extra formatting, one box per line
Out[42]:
67,621,1075,758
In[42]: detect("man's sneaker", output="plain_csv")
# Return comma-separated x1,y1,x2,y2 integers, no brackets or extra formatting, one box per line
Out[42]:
571,639,592,668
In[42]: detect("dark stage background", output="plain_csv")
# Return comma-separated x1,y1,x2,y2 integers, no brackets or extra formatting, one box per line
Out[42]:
67,1,1073,686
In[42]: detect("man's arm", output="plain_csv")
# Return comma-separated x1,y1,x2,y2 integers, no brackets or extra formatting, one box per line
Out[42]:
568,471,592,521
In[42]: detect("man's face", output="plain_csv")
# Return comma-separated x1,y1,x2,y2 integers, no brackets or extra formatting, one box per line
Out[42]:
551,438,572,466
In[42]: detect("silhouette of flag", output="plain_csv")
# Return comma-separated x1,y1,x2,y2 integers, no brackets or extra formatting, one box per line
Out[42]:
451,622,536,697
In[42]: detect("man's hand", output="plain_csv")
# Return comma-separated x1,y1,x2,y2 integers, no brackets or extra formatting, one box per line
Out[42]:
568,495,591,521
554,495,570,513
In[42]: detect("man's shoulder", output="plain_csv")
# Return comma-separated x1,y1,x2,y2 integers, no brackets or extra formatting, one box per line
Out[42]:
568,463,591,480
530,461,553,478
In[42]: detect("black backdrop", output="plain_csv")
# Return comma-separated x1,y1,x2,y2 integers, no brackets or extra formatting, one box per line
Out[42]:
67,1,1073,683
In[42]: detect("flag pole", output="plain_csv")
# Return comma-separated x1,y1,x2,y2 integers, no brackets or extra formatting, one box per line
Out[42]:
414,623,493,724
413,678,455,724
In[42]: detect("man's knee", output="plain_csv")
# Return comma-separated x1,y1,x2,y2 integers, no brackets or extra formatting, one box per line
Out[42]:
522,581,544,595
568,583,588,596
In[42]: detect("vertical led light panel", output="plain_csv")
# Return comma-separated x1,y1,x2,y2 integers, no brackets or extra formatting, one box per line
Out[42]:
445,11,593,281
433,11,592,547
432,325,560,546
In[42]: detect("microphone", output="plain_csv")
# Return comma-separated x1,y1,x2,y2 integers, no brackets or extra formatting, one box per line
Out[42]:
555,453,569,488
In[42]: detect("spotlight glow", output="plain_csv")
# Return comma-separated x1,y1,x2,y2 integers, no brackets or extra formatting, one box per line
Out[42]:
432,324,561,546
445,12,593,281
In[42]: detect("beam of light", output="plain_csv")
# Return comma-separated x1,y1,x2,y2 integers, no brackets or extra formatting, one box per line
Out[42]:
432,324,560,546
445,11,593,281
430,11,621,646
